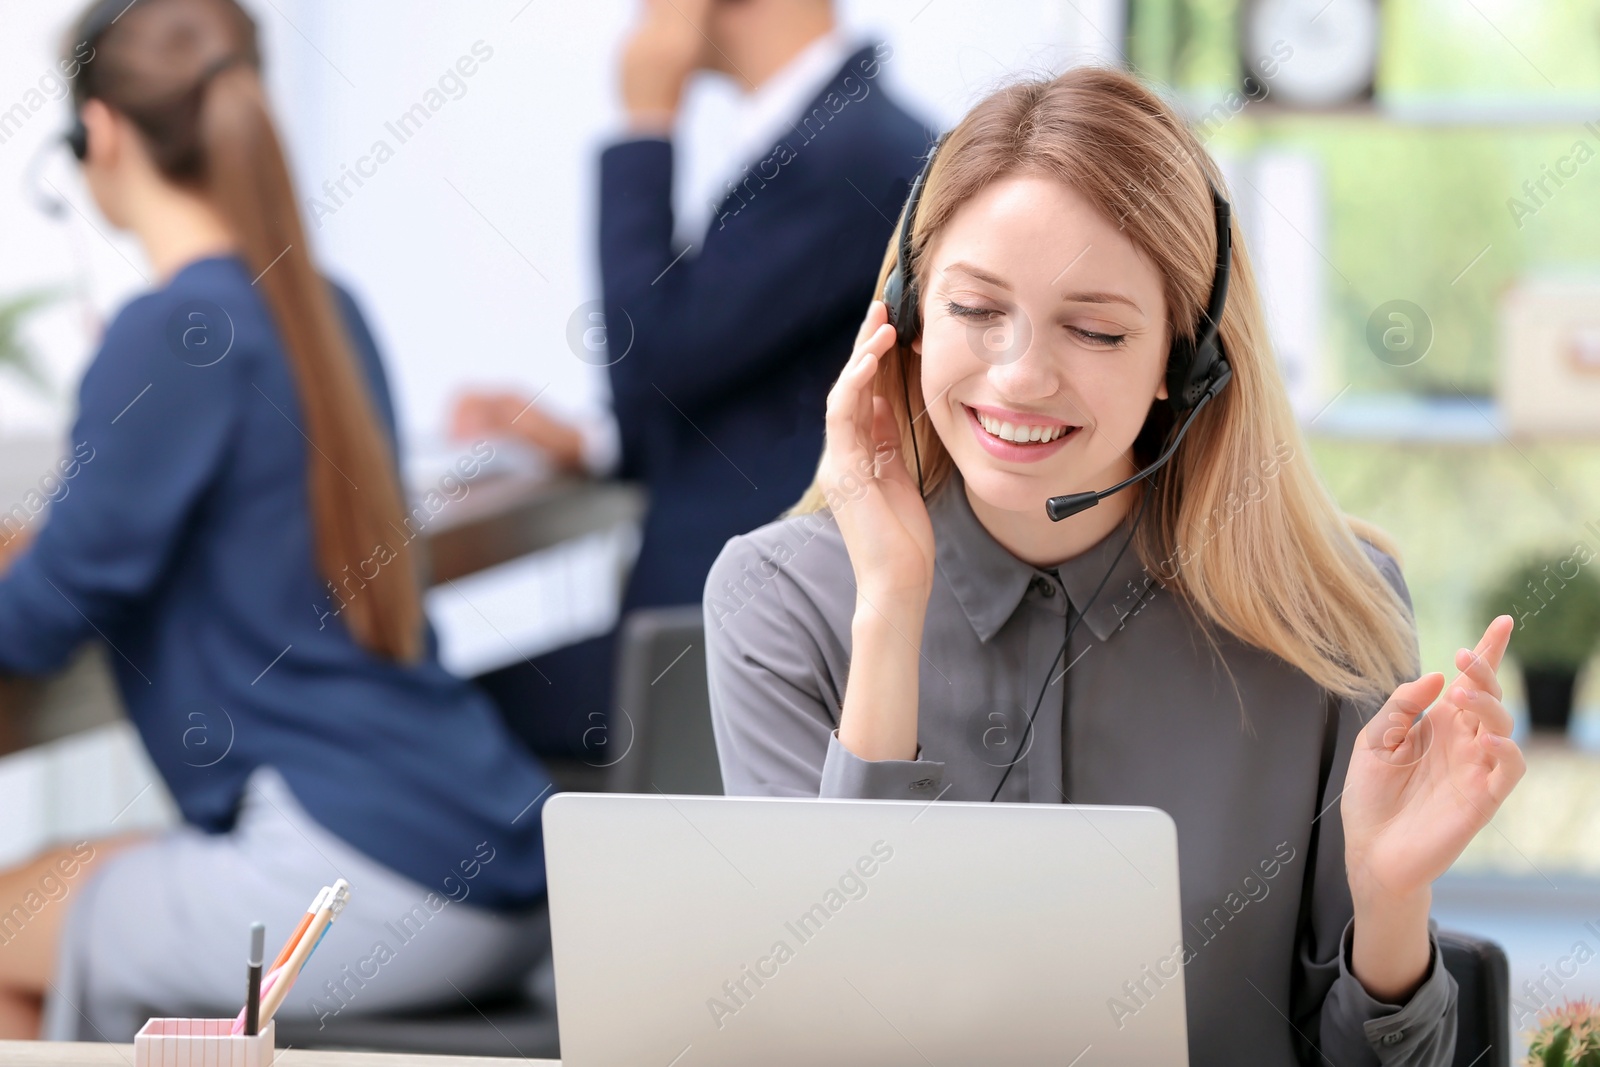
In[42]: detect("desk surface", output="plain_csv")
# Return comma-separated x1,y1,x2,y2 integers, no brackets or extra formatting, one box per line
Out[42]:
0,1042,558,1067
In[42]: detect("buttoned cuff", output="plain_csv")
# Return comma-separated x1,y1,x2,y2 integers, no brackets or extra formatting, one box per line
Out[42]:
1337,918,1457,1059
599,138,673,200
605,133,671,151
818,730,945,800
600,137,672,179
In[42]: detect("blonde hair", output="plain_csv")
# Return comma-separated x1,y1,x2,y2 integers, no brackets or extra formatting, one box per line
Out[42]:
791,66,1416,706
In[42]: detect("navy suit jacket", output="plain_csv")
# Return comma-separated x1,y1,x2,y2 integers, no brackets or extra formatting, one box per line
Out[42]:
599,43,930,609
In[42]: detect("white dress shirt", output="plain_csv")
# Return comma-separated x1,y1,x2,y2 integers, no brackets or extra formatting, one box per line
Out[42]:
674,29,859,244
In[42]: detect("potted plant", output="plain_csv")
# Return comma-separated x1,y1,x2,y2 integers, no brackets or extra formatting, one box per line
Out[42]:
1478,550,1600,734
0,290,56,393
1524,998,1600,1065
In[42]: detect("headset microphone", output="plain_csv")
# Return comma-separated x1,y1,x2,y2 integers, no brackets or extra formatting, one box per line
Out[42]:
1042,364,1229,520
1045,187,1234,520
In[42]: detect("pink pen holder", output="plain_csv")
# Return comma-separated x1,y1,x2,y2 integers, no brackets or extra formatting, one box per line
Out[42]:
134,1017,275,1067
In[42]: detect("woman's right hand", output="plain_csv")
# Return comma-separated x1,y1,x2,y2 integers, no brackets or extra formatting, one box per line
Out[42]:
826,301,936,764
819,300,936,615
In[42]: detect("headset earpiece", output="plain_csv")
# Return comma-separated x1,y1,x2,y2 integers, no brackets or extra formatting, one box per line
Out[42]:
884,138,946,500
881,263,908,333
884,139,942,341
1164,185,1233,412
66,118,89,162
62,0,146,165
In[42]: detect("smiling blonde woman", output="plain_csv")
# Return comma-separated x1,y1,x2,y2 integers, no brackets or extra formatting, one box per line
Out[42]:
704,65,1524,1066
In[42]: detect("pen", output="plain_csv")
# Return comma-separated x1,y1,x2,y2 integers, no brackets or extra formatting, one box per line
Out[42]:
259,879,351,1026
233,884,336,1034
270,886,330,971
244,922,264,1037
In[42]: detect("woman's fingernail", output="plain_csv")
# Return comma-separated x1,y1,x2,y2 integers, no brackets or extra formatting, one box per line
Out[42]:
1486,733,1502,747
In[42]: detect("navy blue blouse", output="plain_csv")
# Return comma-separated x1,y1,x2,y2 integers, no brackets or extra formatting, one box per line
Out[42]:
0,256,553,910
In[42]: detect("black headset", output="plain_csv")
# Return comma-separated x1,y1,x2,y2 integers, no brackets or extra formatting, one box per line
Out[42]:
63,0,248,163
878,135,1236,802
64,0,132,162
65,114,91,163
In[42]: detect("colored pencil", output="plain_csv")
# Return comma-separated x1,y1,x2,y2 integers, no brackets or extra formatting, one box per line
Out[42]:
258,880,351,1025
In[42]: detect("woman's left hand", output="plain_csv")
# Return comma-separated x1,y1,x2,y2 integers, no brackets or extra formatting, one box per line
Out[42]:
1341,614,1526,902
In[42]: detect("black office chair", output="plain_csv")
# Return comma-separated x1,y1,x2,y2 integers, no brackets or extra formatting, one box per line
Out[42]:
277,608,1511,1063
1440,928,1511,1067
606,605,722,795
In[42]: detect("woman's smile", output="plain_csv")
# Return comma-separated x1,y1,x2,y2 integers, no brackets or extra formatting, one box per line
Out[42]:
961,401,1080,463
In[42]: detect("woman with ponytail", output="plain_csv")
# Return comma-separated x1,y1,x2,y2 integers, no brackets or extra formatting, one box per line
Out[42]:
0,0,553,1039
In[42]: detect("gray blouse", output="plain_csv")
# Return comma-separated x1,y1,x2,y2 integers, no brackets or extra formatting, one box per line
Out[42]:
703,471,1457,1067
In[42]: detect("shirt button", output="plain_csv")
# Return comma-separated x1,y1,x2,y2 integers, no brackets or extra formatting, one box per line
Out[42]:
909,778,934,790
1032,577,1056,597
1380,1031,1404,1045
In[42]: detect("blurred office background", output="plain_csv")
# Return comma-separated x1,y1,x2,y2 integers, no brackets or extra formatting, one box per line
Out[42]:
1,0,1599,1053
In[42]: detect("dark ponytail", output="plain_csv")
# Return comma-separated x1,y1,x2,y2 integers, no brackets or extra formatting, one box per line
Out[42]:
69,0,425,663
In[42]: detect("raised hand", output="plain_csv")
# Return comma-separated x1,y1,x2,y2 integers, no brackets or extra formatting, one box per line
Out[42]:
826,301,937,764
1341,614,1526,903
618,0,712,133
820,300,935,610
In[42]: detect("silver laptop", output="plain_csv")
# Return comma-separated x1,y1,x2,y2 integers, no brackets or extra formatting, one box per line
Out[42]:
543,794,1188,1066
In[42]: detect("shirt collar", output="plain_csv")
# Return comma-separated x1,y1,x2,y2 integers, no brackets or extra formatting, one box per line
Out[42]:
676,32,865,245
930,471,1159,644
731,30,858,169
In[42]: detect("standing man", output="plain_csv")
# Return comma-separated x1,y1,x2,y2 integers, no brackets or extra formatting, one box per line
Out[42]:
456,0,929,757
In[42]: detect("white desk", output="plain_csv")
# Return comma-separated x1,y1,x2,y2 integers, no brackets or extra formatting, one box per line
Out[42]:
0,1042,559,1067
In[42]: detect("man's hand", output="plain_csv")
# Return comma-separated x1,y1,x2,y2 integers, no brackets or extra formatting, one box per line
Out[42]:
619,0,714,134
450,391,587,475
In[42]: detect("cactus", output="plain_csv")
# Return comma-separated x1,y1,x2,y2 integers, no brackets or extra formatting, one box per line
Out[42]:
1526,999,1600,1067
